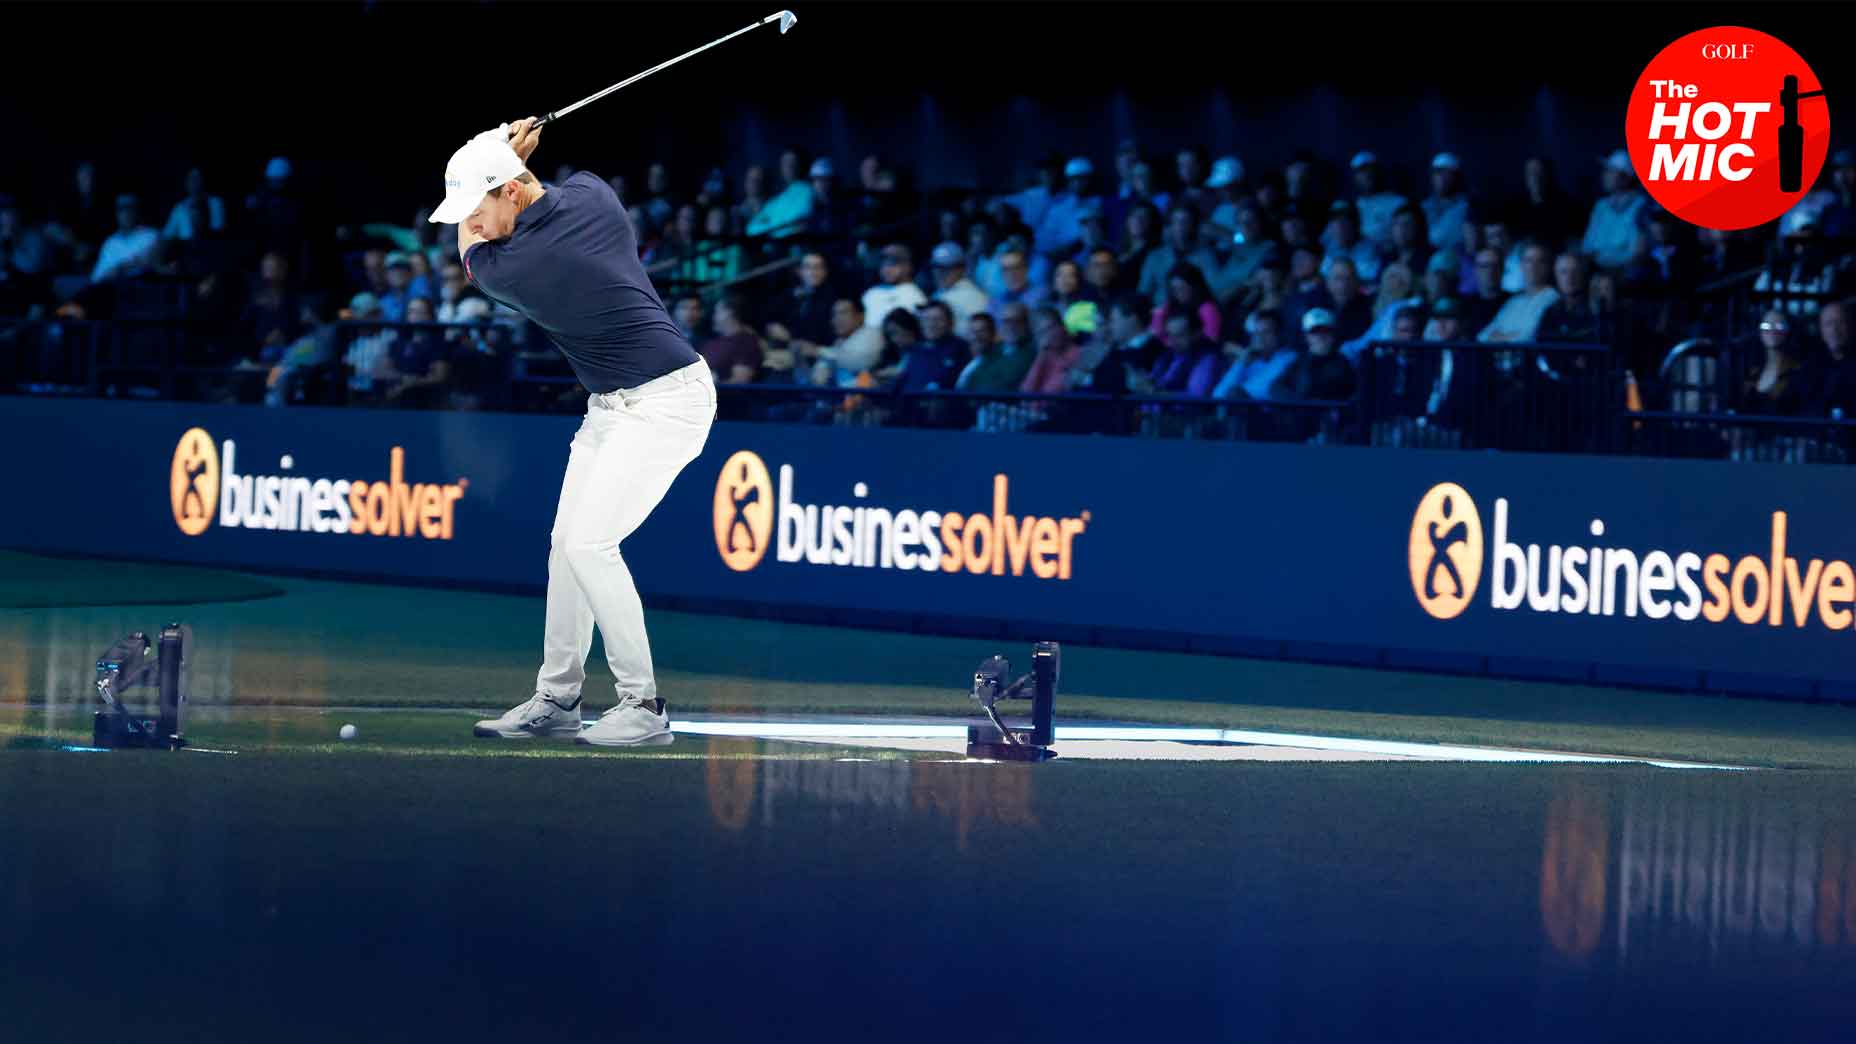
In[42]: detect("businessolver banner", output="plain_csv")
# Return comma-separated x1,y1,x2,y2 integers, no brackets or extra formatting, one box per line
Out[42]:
8,397,1856,699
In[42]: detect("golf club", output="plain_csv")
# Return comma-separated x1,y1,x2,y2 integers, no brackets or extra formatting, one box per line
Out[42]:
532,9,798,129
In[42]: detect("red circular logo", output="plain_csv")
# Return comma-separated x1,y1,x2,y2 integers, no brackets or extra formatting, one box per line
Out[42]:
1627,26,1830,231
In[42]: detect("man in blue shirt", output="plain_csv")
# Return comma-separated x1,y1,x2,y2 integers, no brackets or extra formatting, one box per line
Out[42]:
436,119,715,748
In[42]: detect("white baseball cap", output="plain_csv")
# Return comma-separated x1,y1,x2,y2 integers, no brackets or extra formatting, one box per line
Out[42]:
428,129,528,225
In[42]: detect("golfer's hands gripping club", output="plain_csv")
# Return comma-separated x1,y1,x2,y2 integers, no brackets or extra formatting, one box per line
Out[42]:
505,118,543,163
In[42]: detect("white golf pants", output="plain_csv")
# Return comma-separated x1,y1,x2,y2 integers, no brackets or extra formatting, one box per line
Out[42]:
536,360,716,704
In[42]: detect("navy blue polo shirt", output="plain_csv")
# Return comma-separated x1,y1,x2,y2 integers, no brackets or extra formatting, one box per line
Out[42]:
463,172,700,393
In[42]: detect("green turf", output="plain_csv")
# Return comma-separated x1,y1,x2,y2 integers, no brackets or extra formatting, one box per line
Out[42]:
0,550,284,608
5,566,1856,768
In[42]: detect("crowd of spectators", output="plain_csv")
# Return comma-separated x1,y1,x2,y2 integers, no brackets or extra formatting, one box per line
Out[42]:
5,138,1856,431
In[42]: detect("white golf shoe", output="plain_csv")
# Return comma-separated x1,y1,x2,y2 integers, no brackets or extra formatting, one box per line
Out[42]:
472,693,585,739
576,695,673,747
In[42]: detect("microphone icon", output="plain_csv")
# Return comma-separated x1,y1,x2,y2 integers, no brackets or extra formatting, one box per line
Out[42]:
1779,74,1827,193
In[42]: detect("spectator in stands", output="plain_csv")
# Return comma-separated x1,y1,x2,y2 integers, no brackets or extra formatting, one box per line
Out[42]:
1478,241,1560,343
1050,259,1100,312
812,298,884,387
1150,262,1221,342
343,292,397,396
1085,247,1124,299
663,204,700,261
1754,215,1847,320
1278,204,1316,253
1348,152,1407,249
1284,150,1326,216
748,159,820,239
861,244,929,329
1,195,47,279
1455,219,1482,296
1021,306,1084,395
163,168,226,242
242,251,302,359
1424,295,1465,343
382,296,451,407
885,300,966,392
1091,294,1158,395
1626,207,1697,296
1105,160,1169,247
1033,158,1101,262
1462,247,1508,332
1807,300,1856,416
777,149,803,189
1111,139,1140,201
91,195,160,283
989,247,1049,315
1214,203,1278,303
1285,244,1323,300
1483,218,1525,293
1204,156,1247,237
1423,153,1470,252
1421,250,1458,310
1508,156,1582,255
1820,150,1856,239
733,166,768,234
640,163,674,228
767,251,837,360
1072,205,1113,267
807,158,854,238
1252,169,1286,219
929,243,989,338
1001,155,1061,238
1227,256,1289,334
690,206,745,284
1533,252,1602,343
1322,200,1382,284
1735,308,1809,416
245,157,304,259
379,253,417,322
1280,308,1357,401
1387,203,1431,275
46,162,110,271
1213,309,1296,401
434,261,472,322
1174,147,1213,218
1118,203,1161,288
672,294,705,345
700,295,765,384
1149,311,1222,396
1287,255,1372,348
956,311,1033,393
967,221,1001,297
1341,261,1420,361
1138,205,1217,304
1583,150,1648,272
994,302,1037,370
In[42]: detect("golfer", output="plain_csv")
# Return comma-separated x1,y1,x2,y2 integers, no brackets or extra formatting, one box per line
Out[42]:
431,119,715,746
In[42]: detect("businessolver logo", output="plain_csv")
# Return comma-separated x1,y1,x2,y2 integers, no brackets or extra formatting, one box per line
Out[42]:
714,451,774,572
171,427,219,536
1409,483,1484,620
169,428,467,539
712,452,1089,580
1411,482,1856,632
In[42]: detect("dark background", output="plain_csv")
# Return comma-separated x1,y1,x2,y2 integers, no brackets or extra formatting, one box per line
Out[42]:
0,2,1840,225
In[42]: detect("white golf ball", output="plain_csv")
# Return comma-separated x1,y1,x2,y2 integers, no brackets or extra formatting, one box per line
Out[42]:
339,724,358,741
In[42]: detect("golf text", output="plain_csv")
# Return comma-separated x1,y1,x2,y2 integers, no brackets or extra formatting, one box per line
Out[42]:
171,428,467,539
712,452,1087,578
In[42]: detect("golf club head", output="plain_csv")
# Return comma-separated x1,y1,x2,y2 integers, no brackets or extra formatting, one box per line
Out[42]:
778,9,796,34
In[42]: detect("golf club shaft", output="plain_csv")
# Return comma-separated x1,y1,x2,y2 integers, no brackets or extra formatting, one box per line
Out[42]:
535,10,793,128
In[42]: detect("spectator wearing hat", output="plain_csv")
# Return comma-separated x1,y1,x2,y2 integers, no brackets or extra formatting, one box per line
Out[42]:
1817,149,1856,239
808,157,857,238
343,292,397,395
1583,150,1649,272
246,156,304,260
1034,158,1103,261
90,194,160,283
1137,205,1217,305
1278,308,1357,401
1070,203,1114,268
1322,200,1383,284
163,168,226,243
1506,156,1582,257
378,252,418,322
1422,152,1471,253
1348,152,1408,250
861,243,929,330
1753,214,1848,320
1213,308,1296,401
1204,156,1247,236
